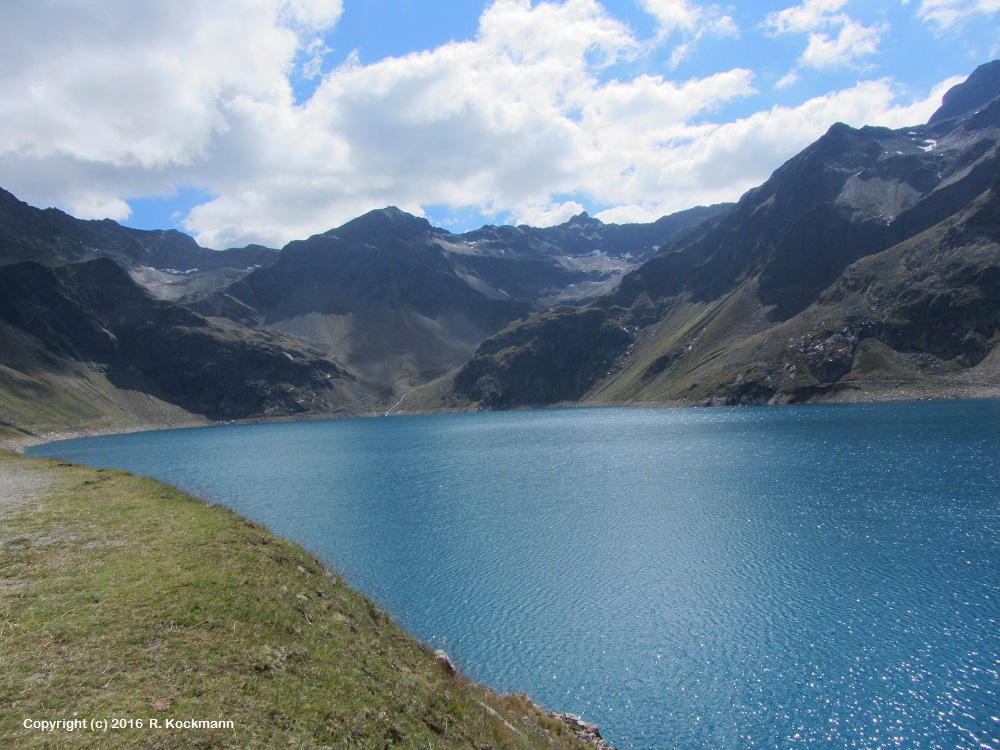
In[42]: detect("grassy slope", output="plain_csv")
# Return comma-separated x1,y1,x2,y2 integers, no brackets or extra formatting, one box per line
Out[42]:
0,362,207,445
0,324,210,448
586,211,1000,407
0,452,597,749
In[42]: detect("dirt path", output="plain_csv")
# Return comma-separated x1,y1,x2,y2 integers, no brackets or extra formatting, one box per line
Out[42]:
0,456,57,521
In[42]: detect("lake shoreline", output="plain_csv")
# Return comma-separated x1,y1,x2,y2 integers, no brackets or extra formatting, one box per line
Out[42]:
16,398,1000,748
9,378,1000,456
0,449,618,749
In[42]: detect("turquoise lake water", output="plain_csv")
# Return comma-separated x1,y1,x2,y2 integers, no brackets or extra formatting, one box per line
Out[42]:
29,401,1000,749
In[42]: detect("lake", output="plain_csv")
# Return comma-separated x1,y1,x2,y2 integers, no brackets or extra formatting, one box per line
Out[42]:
28,401,1000,749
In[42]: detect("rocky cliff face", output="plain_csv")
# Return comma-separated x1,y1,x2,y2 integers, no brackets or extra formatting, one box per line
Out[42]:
0,257,367,425
443,61,1000,410
203,207,535,393
453,307,635,408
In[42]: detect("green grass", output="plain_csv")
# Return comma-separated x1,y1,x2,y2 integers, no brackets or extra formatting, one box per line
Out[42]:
590,284,772,404
0,356,205,444
1,452,596,749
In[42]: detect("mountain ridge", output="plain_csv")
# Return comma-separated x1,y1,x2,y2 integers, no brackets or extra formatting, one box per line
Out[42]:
432,60,1000,411
0,178,727,437
0,253,372,439
194,201,727,394
2,60,999,439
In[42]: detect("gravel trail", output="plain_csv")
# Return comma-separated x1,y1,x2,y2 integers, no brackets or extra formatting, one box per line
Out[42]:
0,457,57,521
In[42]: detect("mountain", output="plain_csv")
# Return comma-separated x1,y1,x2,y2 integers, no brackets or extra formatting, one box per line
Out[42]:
0,187,278,300
0,254,372,438
0,184,724,438
0,189,377,439
5,60,997,436
455,204,728,307
439,61,1000,410
197,203,727,394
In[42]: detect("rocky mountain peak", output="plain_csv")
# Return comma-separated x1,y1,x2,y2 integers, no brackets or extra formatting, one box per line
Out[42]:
565,211,601,227
929,59,1000,124
333,206,436,243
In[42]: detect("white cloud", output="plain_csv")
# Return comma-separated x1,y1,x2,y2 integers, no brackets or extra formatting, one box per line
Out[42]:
515,201,586,227
277,0,344,30
776,71,802,88
298,37,333,80
0,0,334,167
0,0,973,247
764,0,849,34
642,0,701,32
641,0,738,66
0,0,333,215
64,193,133,222
593,77,961,222
800,19,886,69
642,0,736,35
910,0,1000,30
184,1,756,246
764,0,885,72
871,74,967,125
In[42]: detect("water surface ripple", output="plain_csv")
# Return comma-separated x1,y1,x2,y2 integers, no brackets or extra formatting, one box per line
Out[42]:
30,401,1000,749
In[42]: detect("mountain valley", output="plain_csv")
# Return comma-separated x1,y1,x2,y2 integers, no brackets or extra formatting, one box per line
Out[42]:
2,61,999,442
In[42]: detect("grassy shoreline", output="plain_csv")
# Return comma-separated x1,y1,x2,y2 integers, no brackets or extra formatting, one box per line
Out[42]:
1,451,608,749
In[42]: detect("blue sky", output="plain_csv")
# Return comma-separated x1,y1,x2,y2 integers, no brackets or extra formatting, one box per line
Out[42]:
1,0,997,248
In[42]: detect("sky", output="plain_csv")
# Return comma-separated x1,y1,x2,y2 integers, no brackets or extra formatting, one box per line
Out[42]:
1,1,998,249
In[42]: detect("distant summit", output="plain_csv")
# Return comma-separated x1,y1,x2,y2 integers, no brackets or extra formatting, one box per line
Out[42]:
929,60,1000,124
329,206,438,243
565,211,601,227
